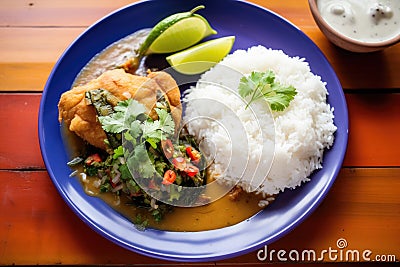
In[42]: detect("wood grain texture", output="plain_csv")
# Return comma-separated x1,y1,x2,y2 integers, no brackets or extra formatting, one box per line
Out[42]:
0,0,136,27
0,0,309,27
0,63,53,91
1,0,399,265
221,168,400,264
0,27,83,63
1,33,399,91
1,93,399,169
0,0,399,91
0,93,44,169
0,168,398,265
343,93,400,167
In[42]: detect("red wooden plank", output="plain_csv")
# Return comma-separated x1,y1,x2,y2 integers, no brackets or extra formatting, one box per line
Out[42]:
0,170,172,265
0,93,399,169
1,169,399,264
0,93,44,169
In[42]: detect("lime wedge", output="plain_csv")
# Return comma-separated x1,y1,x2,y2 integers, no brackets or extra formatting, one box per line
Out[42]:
138,6,217,56
166,36,235,74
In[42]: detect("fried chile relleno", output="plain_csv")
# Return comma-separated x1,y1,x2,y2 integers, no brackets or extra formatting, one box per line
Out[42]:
58,69,181,151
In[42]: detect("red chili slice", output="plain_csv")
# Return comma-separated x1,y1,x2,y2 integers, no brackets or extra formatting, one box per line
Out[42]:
162,170,177,185
186,146,201,164
184,164,199,177
85,153,102,165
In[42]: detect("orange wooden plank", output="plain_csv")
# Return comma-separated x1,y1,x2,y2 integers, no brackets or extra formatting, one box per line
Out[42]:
0,93,44,169
0,63,53,91
343,93,400,167
0,0,310,27
1,28,399,91
1,168,398,264
0,0,136,27
0,0,398,266
0,28,83,63
0,1,399,91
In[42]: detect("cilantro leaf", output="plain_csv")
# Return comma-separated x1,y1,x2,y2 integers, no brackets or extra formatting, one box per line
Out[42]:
125,99,146,118
129,143,156,178
238,74,255,98
268,84,297,111
124,131,134,141
113,99,131,112
125,132,159,179
98,111,127,133
97,95,176,180
142,120,162,140
140,109,175,147
98,99,148,134
127,120,142,140
238,70,297,111
155,108,175,136
266,93,293,111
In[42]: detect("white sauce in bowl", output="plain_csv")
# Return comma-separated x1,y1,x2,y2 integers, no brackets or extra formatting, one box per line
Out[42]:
317,0,400,42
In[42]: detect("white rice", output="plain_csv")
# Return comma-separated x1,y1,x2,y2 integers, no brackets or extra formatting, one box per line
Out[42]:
182,45,337,196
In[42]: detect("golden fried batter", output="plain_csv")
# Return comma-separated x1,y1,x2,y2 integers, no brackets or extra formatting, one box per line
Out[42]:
58,69,181,151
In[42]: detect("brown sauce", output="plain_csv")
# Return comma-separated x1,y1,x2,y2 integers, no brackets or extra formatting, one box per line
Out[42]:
73,29,148,86
80,173,264,231
65,29,265,232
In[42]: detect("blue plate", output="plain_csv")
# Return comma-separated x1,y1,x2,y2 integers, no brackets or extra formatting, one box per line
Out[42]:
38,0,348,262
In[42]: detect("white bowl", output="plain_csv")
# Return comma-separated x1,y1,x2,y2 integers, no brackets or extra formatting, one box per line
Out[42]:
308,0,400,52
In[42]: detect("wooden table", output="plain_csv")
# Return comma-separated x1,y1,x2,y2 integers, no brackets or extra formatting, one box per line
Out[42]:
1,0,399,265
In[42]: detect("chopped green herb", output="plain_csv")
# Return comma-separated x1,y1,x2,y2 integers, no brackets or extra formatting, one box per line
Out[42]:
133,214,149,231
71,90,207,227
238,70,297,111
100,182,112,193
112,145,124,159
84,164,100,177
155,108,175,135
119,164,132,180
